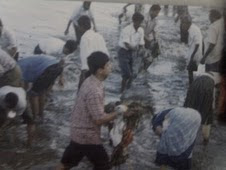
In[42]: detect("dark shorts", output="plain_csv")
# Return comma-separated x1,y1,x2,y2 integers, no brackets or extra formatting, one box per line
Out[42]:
30,63,63,95
118,48,133,79
61,140,110,170
206,61,220,72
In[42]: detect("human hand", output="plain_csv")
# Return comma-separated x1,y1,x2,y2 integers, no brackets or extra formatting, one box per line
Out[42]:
115,105,128,115
64,29,69,35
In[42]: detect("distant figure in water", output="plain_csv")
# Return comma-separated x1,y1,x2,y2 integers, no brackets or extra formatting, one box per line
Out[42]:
57,52,127,170
64,1,96,43
152,107,201,170
184,72,220,144
118,12,145,93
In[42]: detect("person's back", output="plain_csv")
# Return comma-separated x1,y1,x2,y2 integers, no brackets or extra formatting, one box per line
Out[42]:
18,55,58,82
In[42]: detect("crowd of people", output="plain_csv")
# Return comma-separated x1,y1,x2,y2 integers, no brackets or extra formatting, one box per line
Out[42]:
0,2,225,170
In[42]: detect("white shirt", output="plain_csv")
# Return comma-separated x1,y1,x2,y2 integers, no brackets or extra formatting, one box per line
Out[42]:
38,38,65,58
186,24,203,64
0,86,26,115
205,18,224,64
0,48,16,76
143,15,157,41
70,5,94,26
80,29,109,70
0,28,17,52
118,24,145,50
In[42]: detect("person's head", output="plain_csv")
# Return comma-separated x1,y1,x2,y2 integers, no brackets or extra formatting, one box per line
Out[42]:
181,15,192,32
149,4,161,19
3,92,18,110
63,40,78,55
87,51,112,80
83,1,91,10
132,12,144,30
209,9,222,23
77,15,91,34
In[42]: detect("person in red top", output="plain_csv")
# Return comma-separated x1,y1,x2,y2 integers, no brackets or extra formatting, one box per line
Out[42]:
57,52,124,170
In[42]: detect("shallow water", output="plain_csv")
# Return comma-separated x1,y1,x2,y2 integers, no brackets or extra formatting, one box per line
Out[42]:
0,1,226,170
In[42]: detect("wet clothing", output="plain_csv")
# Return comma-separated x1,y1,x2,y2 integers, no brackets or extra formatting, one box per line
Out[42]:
61,140,110,170
18,56,63,95
118,48,133,79
184,75,215,124
153,107,201,170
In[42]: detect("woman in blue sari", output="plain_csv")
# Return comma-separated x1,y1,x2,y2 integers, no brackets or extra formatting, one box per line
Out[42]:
152,107,201,170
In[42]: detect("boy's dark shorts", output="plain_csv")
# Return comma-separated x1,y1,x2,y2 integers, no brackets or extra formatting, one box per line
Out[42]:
61,140,110,170
30,63,63,96
206,61,220,72
118,48,133,79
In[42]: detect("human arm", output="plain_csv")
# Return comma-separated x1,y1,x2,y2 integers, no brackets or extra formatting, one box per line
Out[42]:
200,43,215,64
64,20,72,35
187,44,199,70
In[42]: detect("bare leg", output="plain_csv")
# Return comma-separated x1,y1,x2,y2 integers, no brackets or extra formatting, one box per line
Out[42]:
39,93,46,121
202,124,211,145
120,78,128,93
30,96,39,120
26,124,35,147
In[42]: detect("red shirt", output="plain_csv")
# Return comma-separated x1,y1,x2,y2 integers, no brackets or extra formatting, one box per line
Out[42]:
71,75,107,144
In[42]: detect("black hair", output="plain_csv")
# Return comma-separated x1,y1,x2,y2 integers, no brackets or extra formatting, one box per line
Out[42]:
132,12,144,22
210,9,222,20
4,92,18,109
83,1,91,7
150,4,161,11
87,51,109,75
64,40,78,54
77,15,91,30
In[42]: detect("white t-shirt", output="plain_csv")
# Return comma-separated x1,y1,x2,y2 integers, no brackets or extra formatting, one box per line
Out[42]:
186,24,203,64
0,48,16,76
0,28,17,52
118,24,145,50
205,18,224,64
70,5,94,26
38,38,65,58
80,29,109,70
0,86,27,115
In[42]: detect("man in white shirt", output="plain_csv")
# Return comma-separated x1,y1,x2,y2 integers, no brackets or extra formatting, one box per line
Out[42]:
77,15,109,89
0,48,22,87
181,16,203,85
118,12,145,93
0,19,18,59
34,38,77,58
0,86,35,146
64,1,96,43
201,9,224,73
143,5,161,48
